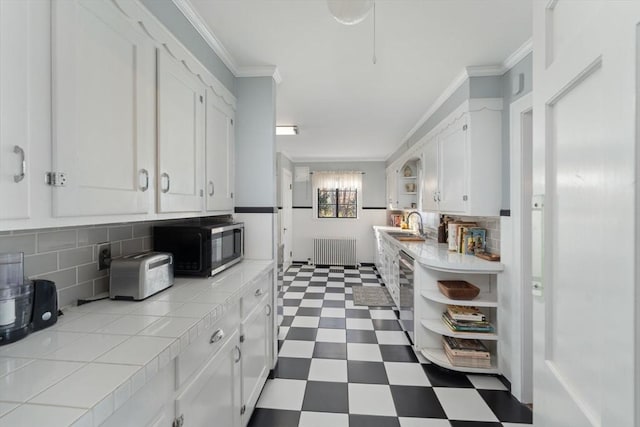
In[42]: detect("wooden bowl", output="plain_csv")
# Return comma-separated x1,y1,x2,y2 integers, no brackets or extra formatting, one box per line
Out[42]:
437,280,480,300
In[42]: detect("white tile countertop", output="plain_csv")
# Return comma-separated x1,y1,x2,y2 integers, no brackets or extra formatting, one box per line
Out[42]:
0,259,274,427
374,226,504,273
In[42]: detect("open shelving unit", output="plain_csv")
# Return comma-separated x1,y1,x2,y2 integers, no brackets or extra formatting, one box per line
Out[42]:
415,269,501,375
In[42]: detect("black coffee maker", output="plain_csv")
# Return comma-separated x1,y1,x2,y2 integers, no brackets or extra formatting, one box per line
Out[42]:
0,253,58,346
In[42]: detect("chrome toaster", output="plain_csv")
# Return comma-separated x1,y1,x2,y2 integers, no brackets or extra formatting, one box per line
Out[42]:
109,252,174,300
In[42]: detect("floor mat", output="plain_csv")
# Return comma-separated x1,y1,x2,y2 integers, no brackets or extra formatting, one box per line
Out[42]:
352,285,394,307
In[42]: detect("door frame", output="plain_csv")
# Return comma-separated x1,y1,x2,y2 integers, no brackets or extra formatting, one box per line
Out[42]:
280,168,293,270
509,92,533,403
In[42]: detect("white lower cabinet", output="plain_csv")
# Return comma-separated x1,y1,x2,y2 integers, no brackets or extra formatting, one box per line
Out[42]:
241,295,270,425
175,329,242,427
240,270,274,426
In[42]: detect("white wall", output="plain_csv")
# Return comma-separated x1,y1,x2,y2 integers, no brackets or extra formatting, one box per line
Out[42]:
292,208,386,264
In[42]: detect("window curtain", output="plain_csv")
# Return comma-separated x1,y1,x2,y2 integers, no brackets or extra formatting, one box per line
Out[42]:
312,171,363,218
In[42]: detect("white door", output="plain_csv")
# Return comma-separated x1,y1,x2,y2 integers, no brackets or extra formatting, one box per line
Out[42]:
421,140,438,212
205,89,234,213
157,49,205,213
438,119,466,213
281,168,293,269
0,0,35,220
532,2,638,426
52,0,155,217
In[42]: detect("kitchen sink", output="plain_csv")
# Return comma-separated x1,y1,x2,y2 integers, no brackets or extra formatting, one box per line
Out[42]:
386,232,426,242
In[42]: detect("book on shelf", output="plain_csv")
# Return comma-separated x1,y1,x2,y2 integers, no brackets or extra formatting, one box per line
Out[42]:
447,305,486,322
443,336,490,356
462,227,486,255
442,336,491,368
447,222,476,252
442,312,495,333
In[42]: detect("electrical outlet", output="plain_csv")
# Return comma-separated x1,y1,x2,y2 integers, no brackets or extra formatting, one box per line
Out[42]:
98,243,111,271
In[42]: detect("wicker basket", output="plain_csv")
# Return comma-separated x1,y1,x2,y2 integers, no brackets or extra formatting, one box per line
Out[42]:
437,280,480,300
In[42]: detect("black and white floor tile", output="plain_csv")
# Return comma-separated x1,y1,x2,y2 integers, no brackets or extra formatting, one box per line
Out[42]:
250,265,532,427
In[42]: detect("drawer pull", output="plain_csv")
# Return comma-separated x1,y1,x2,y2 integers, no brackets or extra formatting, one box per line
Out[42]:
210,329,225,344
255,288,264,297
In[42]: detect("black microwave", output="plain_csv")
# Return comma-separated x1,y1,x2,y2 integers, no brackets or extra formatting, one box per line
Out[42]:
153,223,244,277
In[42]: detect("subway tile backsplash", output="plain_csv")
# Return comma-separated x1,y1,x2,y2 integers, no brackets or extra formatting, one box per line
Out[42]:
0,217,208,309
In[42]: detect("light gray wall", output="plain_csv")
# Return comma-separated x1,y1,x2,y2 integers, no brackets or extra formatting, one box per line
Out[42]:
140,0,235,94
292,161,386,208
501,53,533,209
235,77,277,207
276,153,293,207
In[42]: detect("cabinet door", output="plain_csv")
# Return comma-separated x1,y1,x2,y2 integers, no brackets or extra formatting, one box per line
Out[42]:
386,168,398,208
205,90,234,213
438,120,467,213
175,330,241,427
241,296,270,426
0,0,37,220
51,0,155,217
157,50,205,213
421,140,439,211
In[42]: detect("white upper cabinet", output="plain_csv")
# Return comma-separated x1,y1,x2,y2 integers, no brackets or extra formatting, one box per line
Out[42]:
51,0,155,217
419,99,502,217
386,168,398,208
437,116,467,213
157,49,205,214
0,0,38,220
421,140,439,212
205,89,235,213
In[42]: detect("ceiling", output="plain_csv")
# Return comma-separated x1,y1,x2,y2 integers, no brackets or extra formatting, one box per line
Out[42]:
185,0,532,162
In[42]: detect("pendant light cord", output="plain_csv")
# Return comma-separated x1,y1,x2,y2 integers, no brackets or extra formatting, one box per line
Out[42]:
372,2,377,64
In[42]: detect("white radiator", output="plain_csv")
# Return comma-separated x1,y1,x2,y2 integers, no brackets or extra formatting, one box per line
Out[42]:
313,238,357,267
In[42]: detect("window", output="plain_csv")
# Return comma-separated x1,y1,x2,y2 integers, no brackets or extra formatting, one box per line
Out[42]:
318,188,358,218
312,171,362,219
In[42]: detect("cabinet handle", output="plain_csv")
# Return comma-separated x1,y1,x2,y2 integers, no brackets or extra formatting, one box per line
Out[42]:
139,169,149,192
208,180,214,196
210,329,225,344
433,193,437,202
265,304,272,316
13,145,25,183
437,192,441,202
255,288,264,297
234,345,242,363
160,172,170,193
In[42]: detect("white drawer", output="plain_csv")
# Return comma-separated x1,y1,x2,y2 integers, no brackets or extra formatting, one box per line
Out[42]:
176,301,240,388
241,272,271,321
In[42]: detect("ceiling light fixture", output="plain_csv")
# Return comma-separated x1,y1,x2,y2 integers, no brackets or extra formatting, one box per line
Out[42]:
327,0,373,25
276,125,298,136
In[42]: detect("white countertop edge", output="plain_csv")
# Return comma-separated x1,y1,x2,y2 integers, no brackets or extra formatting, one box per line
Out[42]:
376,228,504,273
0,260,274,426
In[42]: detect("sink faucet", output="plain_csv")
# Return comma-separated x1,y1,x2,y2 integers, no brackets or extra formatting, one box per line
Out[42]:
406,211,424,236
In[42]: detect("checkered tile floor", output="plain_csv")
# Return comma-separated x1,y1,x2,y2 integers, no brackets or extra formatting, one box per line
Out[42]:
248,265,532,427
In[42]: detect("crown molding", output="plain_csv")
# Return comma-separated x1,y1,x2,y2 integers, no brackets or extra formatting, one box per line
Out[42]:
503,37,533,70
466,65,506,77
172,0,238,73
237,66,283,85
172,0,282,84
389,38,534,161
